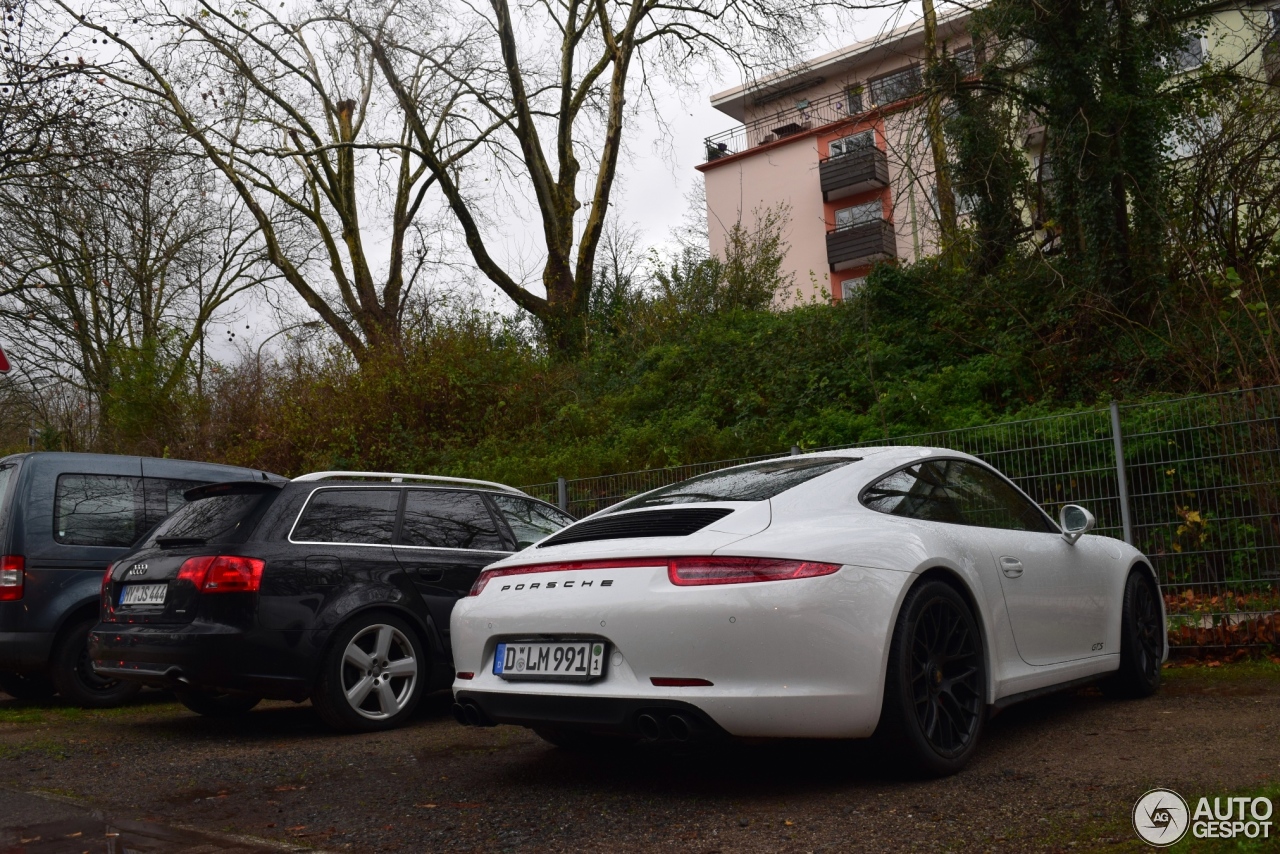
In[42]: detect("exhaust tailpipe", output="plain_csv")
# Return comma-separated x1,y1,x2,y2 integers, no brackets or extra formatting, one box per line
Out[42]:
463,703,483,727
636,713,662,741
452,703,470,726
666,714,693,742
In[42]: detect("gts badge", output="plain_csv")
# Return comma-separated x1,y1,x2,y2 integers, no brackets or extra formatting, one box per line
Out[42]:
1092,642,1104,651
501,579,614,592
126,564,148,577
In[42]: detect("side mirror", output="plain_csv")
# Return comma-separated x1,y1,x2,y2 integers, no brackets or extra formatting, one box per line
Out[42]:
1059,504,1096,545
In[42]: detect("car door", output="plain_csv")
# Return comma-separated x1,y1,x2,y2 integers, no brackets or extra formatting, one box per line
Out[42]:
937,460,1112,666
287,487,403,619
393,489,511,651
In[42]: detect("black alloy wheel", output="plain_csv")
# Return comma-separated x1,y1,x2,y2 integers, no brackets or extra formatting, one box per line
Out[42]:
1102,570,1163,699
49,618,142,708
874,580,987,777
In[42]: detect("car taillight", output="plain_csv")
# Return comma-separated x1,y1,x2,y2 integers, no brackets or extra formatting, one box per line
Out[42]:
0,555,23,602
176,556,265,593
667,557,841,586
102,562,115,594
466,556,841,596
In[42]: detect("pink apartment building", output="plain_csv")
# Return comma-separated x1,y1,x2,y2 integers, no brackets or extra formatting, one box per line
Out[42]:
698,12,974,304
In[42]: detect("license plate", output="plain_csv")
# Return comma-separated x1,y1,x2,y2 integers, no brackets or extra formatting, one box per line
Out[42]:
493,640,607,682
120,584,167,606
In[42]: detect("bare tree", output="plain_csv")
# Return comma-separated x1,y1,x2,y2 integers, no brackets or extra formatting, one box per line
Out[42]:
55,0,489,361
0,116,272,449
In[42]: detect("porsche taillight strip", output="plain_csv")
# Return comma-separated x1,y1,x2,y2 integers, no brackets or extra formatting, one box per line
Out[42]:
468,556,841,596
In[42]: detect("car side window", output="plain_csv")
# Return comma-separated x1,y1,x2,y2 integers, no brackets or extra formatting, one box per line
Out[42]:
861,463,965,524
54,474,145,547
490,495,574,549
942,461,1056,533
291,489,400,545
399,490,506,551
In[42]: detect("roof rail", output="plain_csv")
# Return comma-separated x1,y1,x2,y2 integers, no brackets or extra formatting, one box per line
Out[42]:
292,471,527,495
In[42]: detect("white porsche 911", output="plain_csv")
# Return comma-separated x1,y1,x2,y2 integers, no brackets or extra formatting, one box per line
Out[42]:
450,448,1165,775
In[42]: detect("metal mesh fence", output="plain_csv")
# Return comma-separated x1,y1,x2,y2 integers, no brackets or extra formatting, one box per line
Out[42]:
520,386,1280,647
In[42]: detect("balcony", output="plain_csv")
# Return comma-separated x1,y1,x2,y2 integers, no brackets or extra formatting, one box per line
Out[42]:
826,219,897,271
819,147,889,202
704,89,862,161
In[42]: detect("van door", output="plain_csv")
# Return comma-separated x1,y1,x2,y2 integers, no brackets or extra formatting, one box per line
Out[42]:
392,489,511,650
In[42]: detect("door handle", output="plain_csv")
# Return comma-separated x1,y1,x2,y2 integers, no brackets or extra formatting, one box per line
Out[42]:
415,569,444,582
999,556,1024,578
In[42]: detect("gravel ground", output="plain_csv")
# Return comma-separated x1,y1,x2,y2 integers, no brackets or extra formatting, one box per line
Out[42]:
1,661,1278,853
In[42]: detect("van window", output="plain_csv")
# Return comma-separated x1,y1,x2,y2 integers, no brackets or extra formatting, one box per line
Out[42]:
291,488,400,545
0,463,17,550
55,474,144,547
142,477,205,532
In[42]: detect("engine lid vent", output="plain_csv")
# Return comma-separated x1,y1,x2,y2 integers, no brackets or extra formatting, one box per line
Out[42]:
538,508,735,547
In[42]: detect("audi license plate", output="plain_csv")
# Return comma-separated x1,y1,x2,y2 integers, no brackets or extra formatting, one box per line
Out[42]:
120,584,167,606
493,640,607,682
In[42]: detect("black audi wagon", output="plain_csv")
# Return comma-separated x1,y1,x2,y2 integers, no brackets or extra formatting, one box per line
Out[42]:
89,472,573,731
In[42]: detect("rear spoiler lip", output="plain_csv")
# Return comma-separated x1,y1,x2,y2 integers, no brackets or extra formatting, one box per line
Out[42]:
183,481,286,501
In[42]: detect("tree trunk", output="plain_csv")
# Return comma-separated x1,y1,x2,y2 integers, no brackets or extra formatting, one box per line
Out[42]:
922,0,957,253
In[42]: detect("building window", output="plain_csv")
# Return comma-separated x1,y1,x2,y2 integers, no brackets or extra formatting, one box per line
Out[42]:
845,86,864,115
954,47,976,74
840,277,867,300
1170,33,1206,71
829,129,875,158
929,186,980,219
868,66,922,106
834,200,883,230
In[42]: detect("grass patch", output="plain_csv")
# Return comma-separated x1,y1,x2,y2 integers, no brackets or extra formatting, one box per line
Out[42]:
1162,658,1280,683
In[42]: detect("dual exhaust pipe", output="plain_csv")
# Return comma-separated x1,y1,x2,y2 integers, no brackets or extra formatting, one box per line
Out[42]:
636,712,696,742
452,701,496,728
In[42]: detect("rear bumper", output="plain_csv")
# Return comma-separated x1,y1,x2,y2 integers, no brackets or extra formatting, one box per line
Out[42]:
455,689,726,739
88,623,315,701
0,631,55,673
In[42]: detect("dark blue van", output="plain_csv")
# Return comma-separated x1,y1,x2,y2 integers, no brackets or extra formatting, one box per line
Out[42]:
0,453,280,706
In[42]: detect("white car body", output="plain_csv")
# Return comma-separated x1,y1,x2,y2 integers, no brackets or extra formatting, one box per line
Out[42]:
450,447,1165,740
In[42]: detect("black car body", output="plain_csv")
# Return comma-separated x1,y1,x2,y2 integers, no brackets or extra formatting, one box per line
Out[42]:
0,452,279,705
89,473,573,730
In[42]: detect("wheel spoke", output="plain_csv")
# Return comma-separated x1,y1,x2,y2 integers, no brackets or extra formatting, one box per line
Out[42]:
374,626,394,660
376,680,400,716
384,657,417,678
344,645,373,671
346,675,375,706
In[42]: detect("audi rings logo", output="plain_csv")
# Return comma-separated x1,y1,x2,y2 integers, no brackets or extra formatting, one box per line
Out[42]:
1133,789,1190,846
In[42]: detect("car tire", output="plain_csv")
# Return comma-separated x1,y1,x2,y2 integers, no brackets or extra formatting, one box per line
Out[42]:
872,579,987,778
49,618,142,709
1101,570,1163,700
174,688,262,717
0,671,57,701
311,612,426,732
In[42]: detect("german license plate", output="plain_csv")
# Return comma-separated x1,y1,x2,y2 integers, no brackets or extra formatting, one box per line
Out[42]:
120,584,167,606
493,640,607,682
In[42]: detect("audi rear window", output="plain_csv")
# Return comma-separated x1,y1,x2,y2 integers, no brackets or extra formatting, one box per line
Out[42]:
610,457,859,511
143,493,270,547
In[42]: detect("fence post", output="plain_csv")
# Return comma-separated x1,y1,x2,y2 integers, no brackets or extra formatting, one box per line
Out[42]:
1109,401,1134,545
790,445,801,456
556,476,568,512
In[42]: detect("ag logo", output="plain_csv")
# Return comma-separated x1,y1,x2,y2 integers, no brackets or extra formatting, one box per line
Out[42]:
1133,788,1190,846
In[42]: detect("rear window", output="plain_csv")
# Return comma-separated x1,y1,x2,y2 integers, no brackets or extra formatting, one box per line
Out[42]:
143,493,269,546
291,488,400,545
611,457,859,511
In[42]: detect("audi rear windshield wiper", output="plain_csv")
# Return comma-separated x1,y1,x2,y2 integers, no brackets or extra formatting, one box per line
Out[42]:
155,536,208,548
